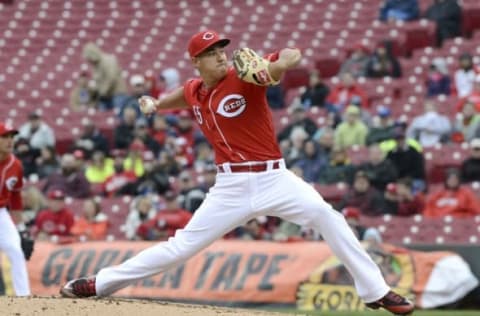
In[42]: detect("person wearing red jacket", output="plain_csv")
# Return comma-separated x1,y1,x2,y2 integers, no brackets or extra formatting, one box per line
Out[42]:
136,191,192,240
0,123,31,296
326,72,369,112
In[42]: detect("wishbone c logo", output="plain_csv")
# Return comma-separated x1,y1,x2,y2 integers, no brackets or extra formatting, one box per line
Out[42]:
202,32,214,40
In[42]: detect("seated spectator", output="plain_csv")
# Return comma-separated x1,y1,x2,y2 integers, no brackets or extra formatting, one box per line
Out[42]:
293,139,329,183
132,118,161,156
118,157,171,196
383,178,425,216
73,119,110,158
33,190,75,241
339,43,370,78
21,186,47,229
35,146,59,179
277,104,318,142
266,85,285,109
118,74,148,118
18,111,55,151
334,105,369,149
144,73,162,98
177,170,206,213
114,106,138,150
124,195,158,240
423,168,480,217
366,105,396,145
283,127,310,167
300,71,330,108
424,0,462,47
456,74,480,112
43,153,91,198
379,0,419,22
326,72,369,112
69,70,97,111
406,101,451,147
386,127,426,192
366,41,402,78
235,217,272,241
85,150,115,184
14,137,39,178
379,121,423,153
193,141,215,172
318,146,355,184
123,139,147,177
71,198,109,241
337,170,385,216
461,138,480,183
102,153,137,197
341,207,382,243
453,101,480,143
198,164,217,192
454,53,476,98
356,144,398,191
425,57,451,97
151,114,171,147
136,191,192,241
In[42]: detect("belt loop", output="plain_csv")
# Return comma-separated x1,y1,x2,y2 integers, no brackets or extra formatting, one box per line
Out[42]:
222,162,232,173
279,159,286,169
266,160,274,171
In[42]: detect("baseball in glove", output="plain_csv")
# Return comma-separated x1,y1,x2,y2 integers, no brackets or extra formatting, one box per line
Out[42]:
232,48,279,86
19,230,35,261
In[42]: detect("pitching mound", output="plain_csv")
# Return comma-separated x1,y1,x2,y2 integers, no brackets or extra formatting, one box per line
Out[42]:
0,296,296,316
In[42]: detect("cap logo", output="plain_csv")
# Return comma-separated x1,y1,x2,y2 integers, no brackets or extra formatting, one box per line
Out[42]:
202,32,214,40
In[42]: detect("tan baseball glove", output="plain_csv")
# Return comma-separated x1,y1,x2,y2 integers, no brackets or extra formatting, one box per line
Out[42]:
232,48,279,86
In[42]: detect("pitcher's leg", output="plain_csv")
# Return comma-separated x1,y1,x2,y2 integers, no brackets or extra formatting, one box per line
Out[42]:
0,209,30,296
96,197,252,296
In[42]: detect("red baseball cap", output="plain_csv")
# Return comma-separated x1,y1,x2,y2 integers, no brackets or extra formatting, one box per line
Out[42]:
187,30,230,58
47,189,65,200
341,207,361,220
0,122,18,137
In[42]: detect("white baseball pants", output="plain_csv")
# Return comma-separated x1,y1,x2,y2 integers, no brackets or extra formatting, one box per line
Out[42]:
0,208,31,296
96,160,389,302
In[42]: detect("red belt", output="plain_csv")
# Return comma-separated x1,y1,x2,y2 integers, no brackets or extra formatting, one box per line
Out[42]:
217,161,281,173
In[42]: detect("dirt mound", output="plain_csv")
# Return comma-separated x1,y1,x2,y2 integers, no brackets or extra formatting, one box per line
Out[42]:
0,296,299,316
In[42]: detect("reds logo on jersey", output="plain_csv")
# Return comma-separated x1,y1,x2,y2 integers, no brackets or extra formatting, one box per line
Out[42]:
5,176,17,191
216,94,247,118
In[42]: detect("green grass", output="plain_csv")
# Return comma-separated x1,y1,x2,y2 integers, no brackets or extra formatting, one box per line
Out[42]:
266,309,479,316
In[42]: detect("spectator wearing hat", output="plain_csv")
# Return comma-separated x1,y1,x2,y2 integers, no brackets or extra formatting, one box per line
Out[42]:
13,137,39,177
35,146,59,179
70,70,97,111
18,112,55,151
453,101,480,143
133,118,161,156
177,170,206,213
43,153,91,198
424,0,462,47
454,53,476,98
71,198,109,241
425,57,451,97
82,42,127,110
277,104,318,142
123,139,147,177
114,107,138,150
424,168,480,217
85,150,115,184
300,70,330,108
118,74,148,119
334,105,369,149
461,138,480,183
356,144,398,192
124,195,158,240
33,189,75,241
102,153,137,197
338,43,370,78
383,178,425,216
326,72,369,112
366,41,402,79
379,0,419,22
318,146,355,185
341,207,382,243
136,191,192,241
406,101,451,147
366,106,395,145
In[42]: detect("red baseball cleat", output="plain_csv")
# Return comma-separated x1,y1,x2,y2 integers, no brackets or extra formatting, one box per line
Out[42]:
365,290,415,315
60,276,97,298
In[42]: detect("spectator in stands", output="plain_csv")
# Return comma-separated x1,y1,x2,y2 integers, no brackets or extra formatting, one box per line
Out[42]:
277,105,318,142
338,43,370,78
14,137,38,177
379,0,419,22
118,74,148,118
18,111,55,151
454,53,476,98
123,139,147,177
35,146,59,179
21,186,47,229
156,149,181,176
69,70,97,111
313,127,335,158
356,144,398,192
453,101,480,143
132,118,161,156
136,191,192,241
266,85,285,109
82,42,127,110
85,150,114,184
235,217,272,240
293,139,329,183
406,101,451,147
71,198,109,241
158,68,182,122
337,170,385,216
174,110,198,150
424,0,462,47
386,127,426,192
341,207,382,243
425,57,451,97
33,189,75,241
118,156,171,196
144,73,162,99
151,114,171,148
114,106,137,150
73,119,110,159
326,72,369,112
283,126,310,167
177,170,206,213
102,153,137,197
334,105,369,149
312,112,340,142
124,195,158,240
193,141,215,172
198,164,217,192
423,168,480,217
300,71,330,108
318,146,355,184
366,105,395,145
461,138,480,183
366,41,402,78
456,74,480,112
43,153,91,198
383,178,425,216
